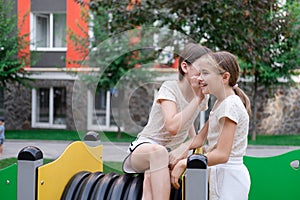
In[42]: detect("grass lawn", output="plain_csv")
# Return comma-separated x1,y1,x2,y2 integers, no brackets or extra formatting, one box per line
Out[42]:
248,134,300,146
5,129,136,143
0,157,123,174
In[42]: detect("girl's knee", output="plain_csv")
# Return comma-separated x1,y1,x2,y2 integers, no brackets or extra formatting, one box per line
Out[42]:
149,145,169,171
150,144,169,157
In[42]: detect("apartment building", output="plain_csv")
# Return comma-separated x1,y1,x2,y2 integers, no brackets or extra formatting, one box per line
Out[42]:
4,0,180,133
6,0,299,135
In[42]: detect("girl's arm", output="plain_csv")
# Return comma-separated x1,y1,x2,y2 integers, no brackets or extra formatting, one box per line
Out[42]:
205,117,236,166
169,121,209,168
171,118,235,188
190,120,209,149
188,126,196,139
160,96,203,136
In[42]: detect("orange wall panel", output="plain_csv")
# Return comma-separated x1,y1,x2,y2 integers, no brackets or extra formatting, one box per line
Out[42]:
18,0,31,68
66,0,90,68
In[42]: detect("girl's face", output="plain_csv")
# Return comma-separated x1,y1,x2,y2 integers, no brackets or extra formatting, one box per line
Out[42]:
188,63,202,88
181,61,202,88
194,57,224,95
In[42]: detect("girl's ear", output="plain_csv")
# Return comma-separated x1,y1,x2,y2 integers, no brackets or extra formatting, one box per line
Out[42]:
222,72,231,83
181,61,189,73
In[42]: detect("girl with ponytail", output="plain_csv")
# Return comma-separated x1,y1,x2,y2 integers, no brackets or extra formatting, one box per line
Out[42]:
170,51,251,200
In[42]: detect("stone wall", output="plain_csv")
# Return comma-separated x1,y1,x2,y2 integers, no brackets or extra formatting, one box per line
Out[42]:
254,85,300,135
71,80,88,132
5,79,79,130
126,82,300,135
4,79,300,135
121,83,157,134
4,83,31,130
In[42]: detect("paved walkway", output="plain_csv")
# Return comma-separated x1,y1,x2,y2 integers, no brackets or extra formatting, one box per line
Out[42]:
1,139,300,162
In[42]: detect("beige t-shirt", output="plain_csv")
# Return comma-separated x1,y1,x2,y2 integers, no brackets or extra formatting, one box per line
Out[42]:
205,95,249,157
138,80,209,151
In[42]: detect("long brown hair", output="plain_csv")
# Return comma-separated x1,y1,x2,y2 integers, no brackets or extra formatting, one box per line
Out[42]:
209,51,252,117
178,43,212,80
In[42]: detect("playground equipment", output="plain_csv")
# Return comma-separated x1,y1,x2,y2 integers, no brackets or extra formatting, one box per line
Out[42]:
0,133,200,200
244,150,300,200
183,153,208,200
1,132,300,200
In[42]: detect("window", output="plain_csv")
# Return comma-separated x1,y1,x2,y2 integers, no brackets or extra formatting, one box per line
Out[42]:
53,87,67,124
32,87,67,128
87,89,119,131
36,88,49,123
93,89,107,125
31,13,66,50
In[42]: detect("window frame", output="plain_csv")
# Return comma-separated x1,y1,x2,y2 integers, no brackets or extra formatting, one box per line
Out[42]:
87,89,121,131
30,12,67,51
32,87,67,129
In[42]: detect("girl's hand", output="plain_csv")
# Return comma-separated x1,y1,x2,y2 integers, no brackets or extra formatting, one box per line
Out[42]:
170,159,187,190
191,76,205,102
169,143,190,169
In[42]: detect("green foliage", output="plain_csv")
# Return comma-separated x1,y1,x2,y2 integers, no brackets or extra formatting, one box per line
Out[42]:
69,1,176,90
176,1,299,87
74,0,300,138
0,0,31,88
274,1,300,78
88,0,300,87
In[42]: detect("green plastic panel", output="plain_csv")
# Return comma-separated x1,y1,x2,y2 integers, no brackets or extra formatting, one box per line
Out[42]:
0,163,17,200
244,149,300,200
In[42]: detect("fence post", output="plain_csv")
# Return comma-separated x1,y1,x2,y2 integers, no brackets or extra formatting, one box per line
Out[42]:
83,131,101,147
184,154,208,200
17,146,43,200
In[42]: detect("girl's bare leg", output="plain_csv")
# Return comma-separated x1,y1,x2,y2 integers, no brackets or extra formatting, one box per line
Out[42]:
131,144,170,200
142,171,153,200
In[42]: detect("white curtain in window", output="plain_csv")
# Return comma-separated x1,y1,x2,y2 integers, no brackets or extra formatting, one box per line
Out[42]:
53,14,66,47
36,14,49,47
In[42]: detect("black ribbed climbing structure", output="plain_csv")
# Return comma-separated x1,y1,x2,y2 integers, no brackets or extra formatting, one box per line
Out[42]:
61,172,182,200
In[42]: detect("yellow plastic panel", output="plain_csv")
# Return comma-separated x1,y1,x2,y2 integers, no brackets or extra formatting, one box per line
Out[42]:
37,141,103,200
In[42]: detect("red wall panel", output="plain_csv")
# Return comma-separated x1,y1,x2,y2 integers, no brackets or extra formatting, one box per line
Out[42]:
18,0,31,68
66,0,89,68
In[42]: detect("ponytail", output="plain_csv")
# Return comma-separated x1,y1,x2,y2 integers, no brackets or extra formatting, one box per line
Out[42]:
234,87,252,117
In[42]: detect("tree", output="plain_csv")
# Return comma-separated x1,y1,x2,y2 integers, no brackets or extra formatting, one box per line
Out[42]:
0,0,31,88
85,0,300,140
138,0,300,140
71,1,164,137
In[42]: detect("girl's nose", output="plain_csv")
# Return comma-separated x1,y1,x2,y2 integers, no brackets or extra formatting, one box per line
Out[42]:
197,74,204,80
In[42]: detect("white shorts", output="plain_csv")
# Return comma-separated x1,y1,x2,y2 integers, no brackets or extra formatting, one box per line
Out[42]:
122,136,158,174
209,157,251,200
127,136,158,153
